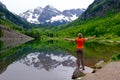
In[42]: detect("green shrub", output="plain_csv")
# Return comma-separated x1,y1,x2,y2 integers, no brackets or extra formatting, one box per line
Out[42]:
111,53,120,61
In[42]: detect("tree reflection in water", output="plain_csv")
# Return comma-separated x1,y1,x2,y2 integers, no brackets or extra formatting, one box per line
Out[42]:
20,52,76,71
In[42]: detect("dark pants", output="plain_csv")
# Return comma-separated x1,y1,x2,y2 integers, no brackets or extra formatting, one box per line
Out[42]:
76,48,85,70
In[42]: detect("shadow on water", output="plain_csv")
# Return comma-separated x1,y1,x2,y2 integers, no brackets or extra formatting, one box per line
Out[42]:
0,40,120,80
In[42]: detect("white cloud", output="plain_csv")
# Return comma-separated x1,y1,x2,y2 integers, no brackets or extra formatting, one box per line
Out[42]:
0,0,94,14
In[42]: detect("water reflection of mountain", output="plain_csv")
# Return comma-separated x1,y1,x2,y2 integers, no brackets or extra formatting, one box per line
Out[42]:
20,52,76,71
0,40,74,74
0,40,120,75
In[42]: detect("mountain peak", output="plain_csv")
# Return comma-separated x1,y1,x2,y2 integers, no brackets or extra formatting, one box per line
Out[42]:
19,5,85,26
36,6,43,10
0,1,7,9
43,5,61,14
45,5,55,9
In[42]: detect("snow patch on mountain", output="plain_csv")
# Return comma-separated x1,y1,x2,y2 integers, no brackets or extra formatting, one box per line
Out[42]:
27,13,40,24
71,15,78,20
50,15,68,22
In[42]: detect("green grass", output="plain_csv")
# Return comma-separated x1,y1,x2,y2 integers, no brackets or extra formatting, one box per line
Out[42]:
111,53,120,61
56,12,120,40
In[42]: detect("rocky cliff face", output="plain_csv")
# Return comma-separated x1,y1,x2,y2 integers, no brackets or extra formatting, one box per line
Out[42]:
79,0,120,20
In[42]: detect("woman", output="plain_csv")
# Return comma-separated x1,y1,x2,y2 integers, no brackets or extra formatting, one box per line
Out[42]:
64,33,96,70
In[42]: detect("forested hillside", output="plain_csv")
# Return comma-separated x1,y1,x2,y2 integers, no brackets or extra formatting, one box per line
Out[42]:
54,0,120,41
56,12,120,39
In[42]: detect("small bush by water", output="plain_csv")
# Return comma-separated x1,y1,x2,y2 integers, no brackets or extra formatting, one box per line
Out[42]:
111,53,120,61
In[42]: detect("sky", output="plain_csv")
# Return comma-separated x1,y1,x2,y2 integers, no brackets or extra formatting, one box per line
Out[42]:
0,0,94,14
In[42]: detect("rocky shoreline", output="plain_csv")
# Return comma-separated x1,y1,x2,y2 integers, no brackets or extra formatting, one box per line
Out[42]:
0,24,34,51
81,61,120,80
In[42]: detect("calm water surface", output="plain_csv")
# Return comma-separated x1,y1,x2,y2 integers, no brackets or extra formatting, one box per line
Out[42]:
0,40,120,80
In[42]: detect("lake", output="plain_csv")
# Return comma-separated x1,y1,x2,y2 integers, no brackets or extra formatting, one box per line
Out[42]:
0,40,120,80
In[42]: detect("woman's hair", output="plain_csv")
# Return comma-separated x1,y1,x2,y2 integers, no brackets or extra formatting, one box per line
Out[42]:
78,33,83,38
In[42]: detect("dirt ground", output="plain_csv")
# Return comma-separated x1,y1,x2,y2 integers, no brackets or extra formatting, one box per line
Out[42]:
81,61,120,80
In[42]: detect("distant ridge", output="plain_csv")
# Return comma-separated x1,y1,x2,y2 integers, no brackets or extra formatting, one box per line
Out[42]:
19,5,85,26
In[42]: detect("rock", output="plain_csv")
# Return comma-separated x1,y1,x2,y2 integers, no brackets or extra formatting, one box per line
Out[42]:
72,68,84,79
82,66,94,74
94,60,105,69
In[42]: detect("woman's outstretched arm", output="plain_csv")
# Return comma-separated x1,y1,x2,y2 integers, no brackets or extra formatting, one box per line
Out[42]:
85,35,96,41
64,38,75,42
